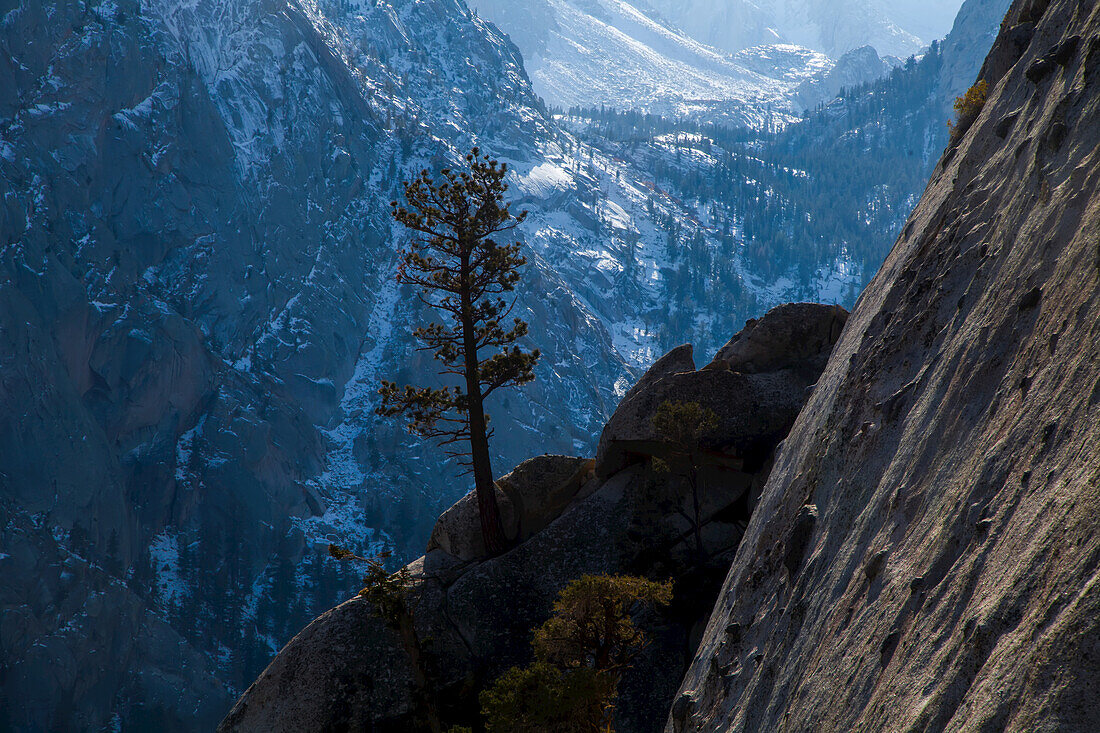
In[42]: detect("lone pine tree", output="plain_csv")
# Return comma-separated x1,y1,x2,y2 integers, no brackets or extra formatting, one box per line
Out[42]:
379,148,539,556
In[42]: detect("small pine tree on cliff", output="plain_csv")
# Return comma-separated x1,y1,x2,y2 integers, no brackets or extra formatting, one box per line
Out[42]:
481,574,673,732
948,79,988,139
379,148,540,556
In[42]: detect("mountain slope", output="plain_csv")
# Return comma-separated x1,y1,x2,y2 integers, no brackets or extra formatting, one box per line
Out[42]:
555,0,1008,332
672,0,1100,728
469,0,831,125
0,0,632,725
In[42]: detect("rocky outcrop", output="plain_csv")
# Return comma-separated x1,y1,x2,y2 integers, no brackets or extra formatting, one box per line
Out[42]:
596,304,848,479
708,303,848,375
220,306,846,732
672,0,1100,729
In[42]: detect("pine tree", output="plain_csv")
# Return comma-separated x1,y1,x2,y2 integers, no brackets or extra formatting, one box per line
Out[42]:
380,148,540,556
480,574,673,732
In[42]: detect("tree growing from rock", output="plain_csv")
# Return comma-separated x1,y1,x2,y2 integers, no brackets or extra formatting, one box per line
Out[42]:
329,545,442,732
948,79,988,139
481,574,673,732
652,400,719,560
379,149,540,556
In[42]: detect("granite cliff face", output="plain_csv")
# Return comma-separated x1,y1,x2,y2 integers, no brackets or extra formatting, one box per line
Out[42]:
219,304,847,733
673,0,1100,729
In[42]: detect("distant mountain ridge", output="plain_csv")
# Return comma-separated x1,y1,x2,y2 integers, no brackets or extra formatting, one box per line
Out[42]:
470,0,831,125
470,0,966,122
642,0,961,58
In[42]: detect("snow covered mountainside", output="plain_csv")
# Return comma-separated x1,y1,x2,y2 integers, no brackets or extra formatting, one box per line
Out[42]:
554,0,1009,330
0,0,861,727
468,0,965,122
469,0,831,125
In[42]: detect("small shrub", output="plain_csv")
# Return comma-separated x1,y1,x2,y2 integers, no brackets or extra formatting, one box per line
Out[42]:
533,574,673,673
481,663,610,732
948,80,989,138
651,400,718,451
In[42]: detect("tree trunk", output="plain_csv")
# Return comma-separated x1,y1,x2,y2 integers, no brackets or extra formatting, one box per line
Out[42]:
459,245,508,556
396,613,442,733
687,453,707,561
468,390,507,555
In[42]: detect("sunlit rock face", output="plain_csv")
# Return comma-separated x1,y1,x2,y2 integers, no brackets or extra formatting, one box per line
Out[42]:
672,0,1100,729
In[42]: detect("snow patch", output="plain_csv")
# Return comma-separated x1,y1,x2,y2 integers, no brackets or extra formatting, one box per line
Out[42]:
149,531,189,607
175,415,206,487
518,161,573,198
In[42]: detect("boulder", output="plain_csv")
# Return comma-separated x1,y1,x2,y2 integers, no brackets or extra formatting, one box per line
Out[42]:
620,343,696,402
426,455,596,561
596,370,810,479
498,455,597,540
708,302,848,374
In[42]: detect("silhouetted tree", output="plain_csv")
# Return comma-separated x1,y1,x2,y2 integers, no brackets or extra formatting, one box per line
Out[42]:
652,400,719,560
379,148,540,556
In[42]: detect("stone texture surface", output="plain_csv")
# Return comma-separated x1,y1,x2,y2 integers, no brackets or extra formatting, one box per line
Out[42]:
426,454,596,561
220,303,848,732
671,0,1100,729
